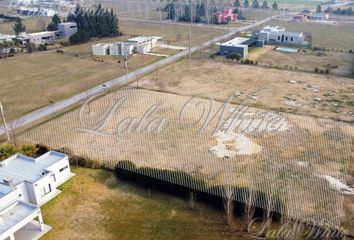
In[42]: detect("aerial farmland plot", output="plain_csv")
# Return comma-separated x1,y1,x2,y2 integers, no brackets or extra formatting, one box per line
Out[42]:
19,86,353,233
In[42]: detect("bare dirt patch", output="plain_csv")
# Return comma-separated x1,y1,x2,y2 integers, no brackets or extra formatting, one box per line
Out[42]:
137,59,354,122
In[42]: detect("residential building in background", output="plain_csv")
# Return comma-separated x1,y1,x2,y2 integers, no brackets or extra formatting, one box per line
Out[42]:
258,26,305,45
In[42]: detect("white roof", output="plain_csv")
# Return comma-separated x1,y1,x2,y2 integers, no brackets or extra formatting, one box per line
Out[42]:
221,37,249,47
58,22,77,26
128,36,162,44
261,25,285,33
0,151,67,185
27,31,56,37
0,201,38,236
93,43,110,47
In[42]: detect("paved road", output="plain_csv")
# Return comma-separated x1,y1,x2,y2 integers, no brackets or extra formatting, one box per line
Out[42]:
0,15,278,137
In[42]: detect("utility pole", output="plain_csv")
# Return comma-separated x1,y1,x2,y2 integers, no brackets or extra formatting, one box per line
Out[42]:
124,50,129,85
0,102,11,141
189,0,192,59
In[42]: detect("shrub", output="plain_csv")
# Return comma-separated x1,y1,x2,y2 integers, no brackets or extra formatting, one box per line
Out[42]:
69,155,102,169
69,30,90,45
226,53,241,61
38,43,48,51
20,145,37,157
0,145,17,160
0,144,38,160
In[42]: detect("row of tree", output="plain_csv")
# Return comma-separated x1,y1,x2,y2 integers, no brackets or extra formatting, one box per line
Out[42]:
67,4,119,38
234,0,278,9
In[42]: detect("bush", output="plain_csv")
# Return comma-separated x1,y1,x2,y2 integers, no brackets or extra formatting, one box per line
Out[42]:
38,43,48,51
69,155,102,169
226,53,241,61
0,145,17,160
69,30,91,45
0,144,38,160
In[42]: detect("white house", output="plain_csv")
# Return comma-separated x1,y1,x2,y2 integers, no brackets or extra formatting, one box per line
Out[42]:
19,31,57,46
127,36,162,54
259,26,305,45
0,151,74,240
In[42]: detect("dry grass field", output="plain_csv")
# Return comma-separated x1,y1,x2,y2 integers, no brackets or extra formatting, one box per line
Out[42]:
0,20,226,120
248,46,354,77
41,168,235,240
0,50,160,120
19,87,353,233
137,59,354,122
0,16,51,34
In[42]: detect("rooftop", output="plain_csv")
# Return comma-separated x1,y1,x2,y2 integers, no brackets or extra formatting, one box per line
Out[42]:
127,36,162,43
261,25,285,33
27,31,56,37
221,37,250,47
0,151,67,185
0,201,38,237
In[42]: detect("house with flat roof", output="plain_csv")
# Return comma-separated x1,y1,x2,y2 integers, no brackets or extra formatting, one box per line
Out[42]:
258,25,305,45
0,151,74,240
127,36,162,54
219,37,264,58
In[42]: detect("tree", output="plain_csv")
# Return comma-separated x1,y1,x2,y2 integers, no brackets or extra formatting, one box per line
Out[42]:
69,30,90,44
47,14,61,31
272,2,278,10
316,4,322,13
12,18,26,36
166,2,177,20
244,0,250,7
261,0,269,9
195,2,207,23
252,0,260,8
234,0,241,7
52,14,61,25
67,4,119,38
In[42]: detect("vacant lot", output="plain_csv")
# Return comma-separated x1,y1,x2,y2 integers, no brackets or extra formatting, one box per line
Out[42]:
41,167,235,240
19,87,353,233
138,59,354,122
120,20,227,47
250,46,354,77
265,20,354,50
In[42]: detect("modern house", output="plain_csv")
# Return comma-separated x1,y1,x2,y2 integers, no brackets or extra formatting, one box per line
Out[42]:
258,26,305,45
92,36,163,56
58,22,77,38
219,37,264,58
213,9,237,24
19,31,57,46
0,151,74,240
127,36,162,54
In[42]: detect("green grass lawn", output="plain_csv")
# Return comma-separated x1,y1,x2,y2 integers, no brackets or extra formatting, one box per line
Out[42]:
41,168,237,240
